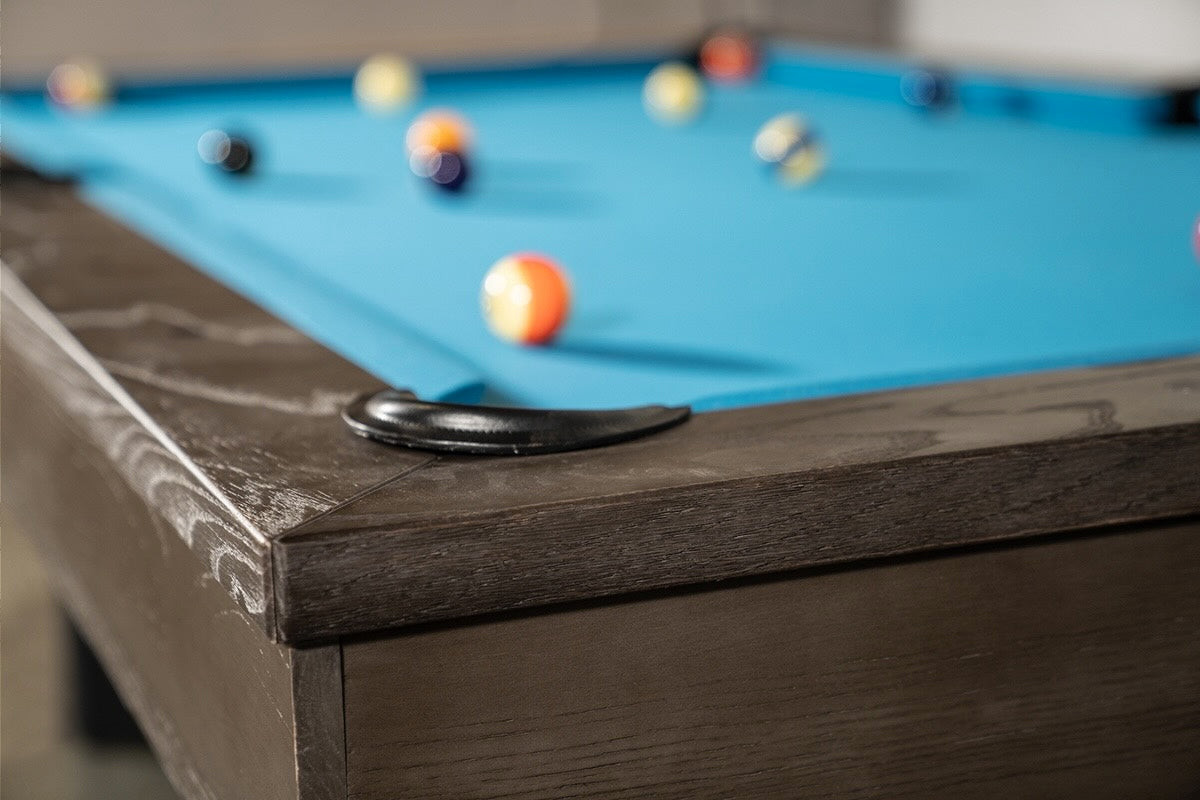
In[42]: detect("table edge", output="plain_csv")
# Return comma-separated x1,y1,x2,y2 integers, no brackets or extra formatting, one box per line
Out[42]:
275,357,1200,641
5,163,1199,644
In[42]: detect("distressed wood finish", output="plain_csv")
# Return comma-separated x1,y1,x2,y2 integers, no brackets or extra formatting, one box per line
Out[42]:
0,347,346,800
2,173,427,634
291,646,347,800
342,518,1200,800
277,358,1200,640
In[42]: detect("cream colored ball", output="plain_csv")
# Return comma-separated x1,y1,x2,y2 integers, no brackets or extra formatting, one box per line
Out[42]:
354,54,421,113
643,62,705,125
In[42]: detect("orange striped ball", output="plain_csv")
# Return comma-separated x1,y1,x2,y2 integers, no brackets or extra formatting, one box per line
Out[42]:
481,254,571,345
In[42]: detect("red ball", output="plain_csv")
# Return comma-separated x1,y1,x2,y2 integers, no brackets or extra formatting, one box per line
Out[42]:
1193,214,1200,263
699,30,759,83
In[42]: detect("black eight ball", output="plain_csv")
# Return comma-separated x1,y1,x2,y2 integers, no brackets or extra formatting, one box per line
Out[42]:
197,129,255,176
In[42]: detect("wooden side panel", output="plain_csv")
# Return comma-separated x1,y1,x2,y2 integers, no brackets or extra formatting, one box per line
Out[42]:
1,339,345,800
343,520,1200,799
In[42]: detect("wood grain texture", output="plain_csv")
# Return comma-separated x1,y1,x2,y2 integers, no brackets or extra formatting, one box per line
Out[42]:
0,347,345,800
2,272,274,623
2,173,429,633
291,646,347,800
278,357,1200,641
342,518,1200,800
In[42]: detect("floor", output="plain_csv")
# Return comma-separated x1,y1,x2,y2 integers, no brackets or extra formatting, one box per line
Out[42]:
1,523,177,799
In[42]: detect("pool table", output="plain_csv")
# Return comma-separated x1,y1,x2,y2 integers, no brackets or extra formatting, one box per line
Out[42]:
3,46,1200,800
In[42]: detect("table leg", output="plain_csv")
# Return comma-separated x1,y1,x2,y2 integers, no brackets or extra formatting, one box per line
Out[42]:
66,616,145,746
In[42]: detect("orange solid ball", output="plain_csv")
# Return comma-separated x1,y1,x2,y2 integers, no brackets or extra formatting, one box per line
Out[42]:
481,254,571,345
405,109,472,155
699,31,759,83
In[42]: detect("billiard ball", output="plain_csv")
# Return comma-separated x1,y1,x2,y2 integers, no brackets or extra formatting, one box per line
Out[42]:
405,110,473,157
643,62,705,125
698,29,760,83
46,59,111,111
197,129,255,176
753,113,825,186
354,53,421,113
410,145,471,193
1193,213,1200,262
481,254,571,345
901,68,955,112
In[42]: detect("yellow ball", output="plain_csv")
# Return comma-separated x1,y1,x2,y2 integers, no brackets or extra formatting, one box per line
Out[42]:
779,144,826,186
46,59,111,111
753,113,826,186
354,54,421,113
643,62,705,125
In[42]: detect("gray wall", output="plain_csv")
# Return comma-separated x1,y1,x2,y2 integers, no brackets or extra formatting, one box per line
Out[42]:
1,0,895,85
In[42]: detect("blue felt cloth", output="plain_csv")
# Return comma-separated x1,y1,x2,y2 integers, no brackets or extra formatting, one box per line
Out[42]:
4,51,1199,410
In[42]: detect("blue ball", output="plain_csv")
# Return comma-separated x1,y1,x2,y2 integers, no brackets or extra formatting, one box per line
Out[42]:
427,150,469,193
901,69,954,111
